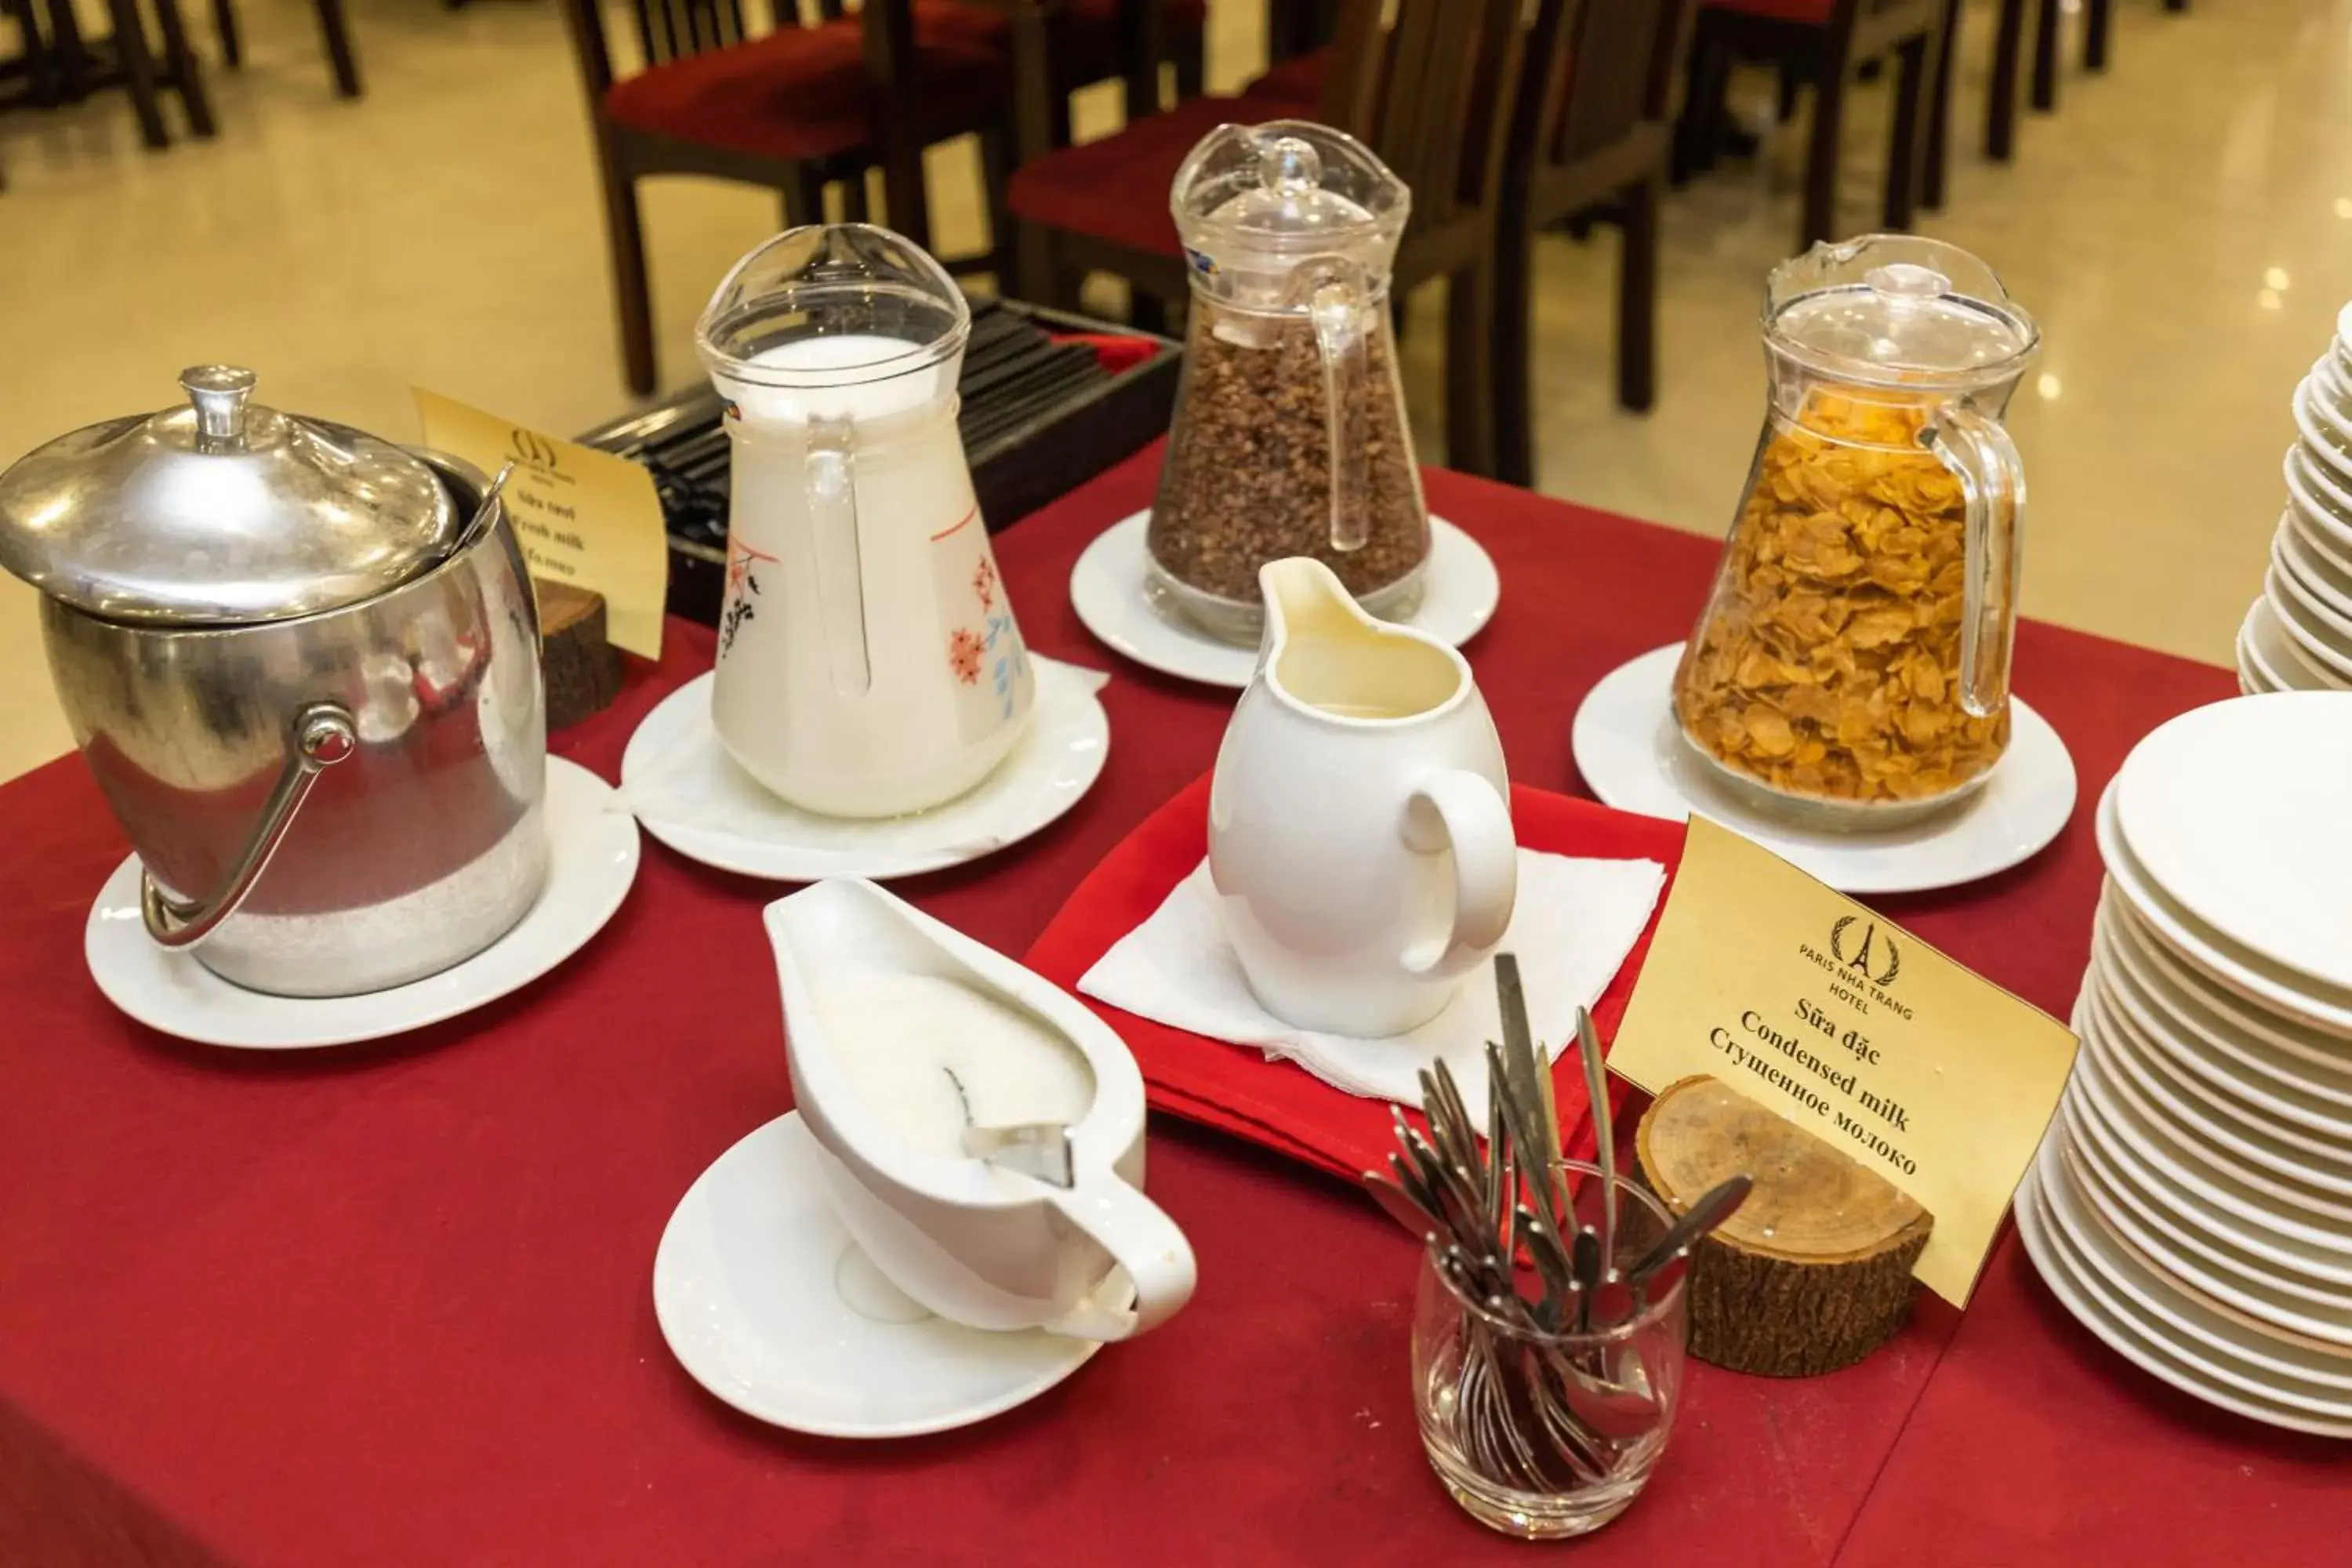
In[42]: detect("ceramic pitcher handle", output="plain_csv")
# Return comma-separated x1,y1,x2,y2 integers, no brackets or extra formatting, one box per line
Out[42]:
1921,405,2027,719
1042,1179,1198,1342
804,415,873,697
1399,770,1518,982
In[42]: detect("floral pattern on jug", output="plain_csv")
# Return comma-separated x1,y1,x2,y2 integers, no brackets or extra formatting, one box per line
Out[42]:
927,501,1032,734
948,627,982,684
718,537,776,659
986,605,1027,722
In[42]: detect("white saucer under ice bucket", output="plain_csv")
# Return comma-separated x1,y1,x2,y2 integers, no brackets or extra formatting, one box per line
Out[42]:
768,879,1196,1341
85,758,639,1049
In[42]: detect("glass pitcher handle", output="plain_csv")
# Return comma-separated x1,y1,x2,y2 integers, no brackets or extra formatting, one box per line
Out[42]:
1308,278,1371,554
1922,406,2027,720
804,415,872,697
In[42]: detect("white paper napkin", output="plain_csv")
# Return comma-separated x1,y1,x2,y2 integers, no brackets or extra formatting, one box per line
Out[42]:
1078,851,1667,1111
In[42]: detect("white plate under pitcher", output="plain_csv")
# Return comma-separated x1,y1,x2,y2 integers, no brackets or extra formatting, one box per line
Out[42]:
1570,643,2075,895
1070,510,1500,689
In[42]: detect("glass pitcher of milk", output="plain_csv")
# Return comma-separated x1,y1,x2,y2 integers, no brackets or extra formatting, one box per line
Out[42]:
695,225,1035,818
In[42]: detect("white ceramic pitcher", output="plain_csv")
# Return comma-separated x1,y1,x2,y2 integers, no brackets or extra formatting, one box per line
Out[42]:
768,878,1196,1341
1209,558,1516,1036
697,225,1035,818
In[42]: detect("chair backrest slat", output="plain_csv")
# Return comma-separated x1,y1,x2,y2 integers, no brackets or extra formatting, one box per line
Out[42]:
1849,0,1943,49
860,0,920,84
579,0,769,77
1319,0,1532,230
560,0,822,125
1520,0,1690,176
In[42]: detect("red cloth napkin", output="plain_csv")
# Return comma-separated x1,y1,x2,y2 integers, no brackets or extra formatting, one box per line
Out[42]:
1025,773,1687,1183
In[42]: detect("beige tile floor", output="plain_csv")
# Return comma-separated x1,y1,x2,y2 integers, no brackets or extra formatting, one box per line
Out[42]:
1,0,2348,786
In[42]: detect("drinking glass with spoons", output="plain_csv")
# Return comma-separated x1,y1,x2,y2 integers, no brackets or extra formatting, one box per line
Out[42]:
1377,959,1751,1538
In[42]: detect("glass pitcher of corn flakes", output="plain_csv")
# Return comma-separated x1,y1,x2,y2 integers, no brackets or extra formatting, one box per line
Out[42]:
1673,236,2037,829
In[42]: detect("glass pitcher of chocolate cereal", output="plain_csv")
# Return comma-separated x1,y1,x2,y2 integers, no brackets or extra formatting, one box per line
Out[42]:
1674,236,2038,829
1149,122,1429,645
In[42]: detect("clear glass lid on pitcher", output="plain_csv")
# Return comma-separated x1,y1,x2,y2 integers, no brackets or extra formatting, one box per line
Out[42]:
696,223,967,428
1148,121,1430,646
1672,235,2038,829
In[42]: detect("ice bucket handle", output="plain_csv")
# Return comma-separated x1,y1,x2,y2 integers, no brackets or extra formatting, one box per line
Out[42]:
140,701,358,948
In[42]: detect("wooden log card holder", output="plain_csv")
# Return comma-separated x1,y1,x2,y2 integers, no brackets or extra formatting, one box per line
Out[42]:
1635,1075,1933,1377
537,579,622,731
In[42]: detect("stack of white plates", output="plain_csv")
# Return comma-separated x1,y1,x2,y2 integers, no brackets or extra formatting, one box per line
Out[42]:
2018,692,2352,1435
2240,304,2352,694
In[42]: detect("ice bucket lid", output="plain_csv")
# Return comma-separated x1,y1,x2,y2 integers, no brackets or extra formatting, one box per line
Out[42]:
0,365,462,626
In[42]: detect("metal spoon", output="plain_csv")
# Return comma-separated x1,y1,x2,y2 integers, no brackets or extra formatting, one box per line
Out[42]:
1495,957,1566,1226
1577,1007,1617,1269
1541,1338,1665,1441
1515,1203,1576,1328
1627,1173,1754,1283
942,1068,1073,1188
1414,1066,1486,1225
450,460,517,557
1570,1224,1603,1334
1495,1043,1577,1289
1362,1168,1440,1238
1392,1112,1482,1235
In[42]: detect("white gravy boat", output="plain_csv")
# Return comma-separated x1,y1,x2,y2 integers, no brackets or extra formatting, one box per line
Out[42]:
767,878,1196,1340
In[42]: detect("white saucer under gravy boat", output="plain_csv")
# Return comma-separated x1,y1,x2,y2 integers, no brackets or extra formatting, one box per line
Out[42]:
767,879,1196,1340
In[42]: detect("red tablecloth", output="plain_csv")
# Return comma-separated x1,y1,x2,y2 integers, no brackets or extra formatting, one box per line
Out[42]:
0,448,2333,1567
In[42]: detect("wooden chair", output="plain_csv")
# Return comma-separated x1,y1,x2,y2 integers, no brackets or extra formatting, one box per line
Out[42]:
2028,0,2187,112
1672,0,1953,252
9,0,214,147
208,0,361,99
1265,0,1338,64
1494,0,1693,488
1988,0,2181,163
1003,0,1534,478
561,0,1022,395
562,0,1212,395
1984,0,2028,160
806,0,1210,112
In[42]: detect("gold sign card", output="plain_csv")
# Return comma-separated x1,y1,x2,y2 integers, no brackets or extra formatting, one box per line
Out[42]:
1608,817,2078,1306
413,389,670,659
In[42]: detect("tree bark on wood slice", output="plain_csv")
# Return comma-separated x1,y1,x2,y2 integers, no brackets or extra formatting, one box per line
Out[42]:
536,580,622,731
1635,1075,1932,1377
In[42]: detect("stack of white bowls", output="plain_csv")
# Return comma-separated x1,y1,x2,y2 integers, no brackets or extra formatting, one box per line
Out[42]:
2017,692,2352,1436
2240,303,2352,693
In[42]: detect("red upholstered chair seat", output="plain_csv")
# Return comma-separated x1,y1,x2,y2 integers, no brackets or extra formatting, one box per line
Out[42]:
930,0,1207,37
1005,91,1308,259
1701,0,1836,22
603,13,1007,164
1246,45,1329,105
924,0,1210,76
1065,0,1210,33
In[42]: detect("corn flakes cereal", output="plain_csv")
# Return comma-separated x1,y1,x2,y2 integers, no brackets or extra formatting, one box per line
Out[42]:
1672,394,2009,807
